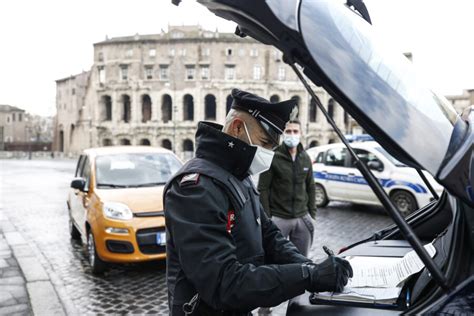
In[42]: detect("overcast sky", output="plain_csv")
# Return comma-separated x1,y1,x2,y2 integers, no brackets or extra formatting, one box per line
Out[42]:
1,0,473,116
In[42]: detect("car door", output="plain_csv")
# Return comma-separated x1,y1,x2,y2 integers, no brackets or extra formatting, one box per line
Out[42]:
69,155,84,232
320,147,354,201
69,155,91,235
346,148,389,204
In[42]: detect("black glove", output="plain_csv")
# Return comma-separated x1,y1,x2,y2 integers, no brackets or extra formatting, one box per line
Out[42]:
303,256,353,293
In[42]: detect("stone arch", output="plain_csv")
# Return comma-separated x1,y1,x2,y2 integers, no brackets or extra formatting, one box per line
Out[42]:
183,94,194,121
183,139,194,152
182,138,194,161
204,94,216,120
328,138,336,144
344,110,350,125
270,94,280,103
140,138,151,146
103,138,113,146
121,94,131,123
100,95,112,121
226,94,233,115
328,98,335,120
58,128,64,152
309,98,317,122
120,138,131,145
161,139,172,150
161,94,173,123
141,94,152,123
69,124,75,146
309,140,319,148
291,95,301,118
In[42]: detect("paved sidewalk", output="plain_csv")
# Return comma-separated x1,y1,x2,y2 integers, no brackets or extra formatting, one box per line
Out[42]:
0,213,65,316
0,220,31,315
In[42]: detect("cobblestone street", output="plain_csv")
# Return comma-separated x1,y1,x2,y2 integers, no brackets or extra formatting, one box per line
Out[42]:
0,159,392,315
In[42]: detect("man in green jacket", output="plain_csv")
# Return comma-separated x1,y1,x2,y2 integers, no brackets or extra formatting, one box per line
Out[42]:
258,119,317,257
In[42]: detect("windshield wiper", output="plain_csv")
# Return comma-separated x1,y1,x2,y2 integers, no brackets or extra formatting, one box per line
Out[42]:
96,183,130,188
130,182,167,188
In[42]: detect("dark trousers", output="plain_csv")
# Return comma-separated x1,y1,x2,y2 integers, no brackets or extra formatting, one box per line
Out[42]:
272,214,314,257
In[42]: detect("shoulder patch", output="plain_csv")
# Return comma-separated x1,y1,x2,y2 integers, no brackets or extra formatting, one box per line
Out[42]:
180,173,200,187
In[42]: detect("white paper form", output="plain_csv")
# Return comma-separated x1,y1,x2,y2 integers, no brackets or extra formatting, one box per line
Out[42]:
347,243,436,288
316,286,402,302
394,243,436,286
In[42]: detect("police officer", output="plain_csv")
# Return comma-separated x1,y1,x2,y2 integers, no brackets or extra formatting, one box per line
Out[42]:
164,89,353,315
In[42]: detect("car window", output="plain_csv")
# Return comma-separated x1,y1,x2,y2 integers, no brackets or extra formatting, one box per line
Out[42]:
350,149,381,168
375,147,406,167
75,155,84,177
82,157,91,189
316,152,324,163
95,153,182,188
324,148,346,167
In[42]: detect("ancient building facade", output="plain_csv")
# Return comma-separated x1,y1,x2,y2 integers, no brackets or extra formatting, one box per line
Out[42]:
0,105,26,150
55,26,353,159
446,89,474,114
55,71,90,153
0,105,53,151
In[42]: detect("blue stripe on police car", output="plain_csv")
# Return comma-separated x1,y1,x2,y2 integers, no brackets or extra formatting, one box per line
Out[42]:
314,171,427,194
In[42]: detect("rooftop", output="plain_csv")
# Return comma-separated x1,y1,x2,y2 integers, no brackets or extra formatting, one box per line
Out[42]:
55,71,90,83
94,25,254,45
0,104,25,113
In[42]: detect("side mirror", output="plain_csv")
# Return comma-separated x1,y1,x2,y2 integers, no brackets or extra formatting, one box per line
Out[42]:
71,178,86,191
367,160,384,172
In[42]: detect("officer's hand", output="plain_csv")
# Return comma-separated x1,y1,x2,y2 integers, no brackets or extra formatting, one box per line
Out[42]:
303,257,353,293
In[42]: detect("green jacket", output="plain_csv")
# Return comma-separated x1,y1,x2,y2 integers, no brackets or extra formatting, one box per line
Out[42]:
258,143,317,219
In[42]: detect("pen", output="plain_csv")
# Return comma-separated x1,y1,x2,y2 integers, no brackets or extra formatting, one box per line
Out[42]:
323,245,334,256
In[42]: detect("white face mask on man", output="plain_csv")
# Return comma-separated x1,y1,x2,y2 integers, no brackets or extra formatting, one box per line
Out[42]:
283,134,300,148
243,122,275,176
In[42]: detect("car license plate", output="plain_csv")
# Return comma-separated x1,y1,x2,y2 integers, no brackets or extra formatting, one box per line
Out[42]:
156,232,166,246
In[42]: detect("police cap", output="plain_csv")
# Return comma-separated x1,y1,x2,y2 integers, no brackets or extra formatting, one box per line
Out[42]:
230,89,298,146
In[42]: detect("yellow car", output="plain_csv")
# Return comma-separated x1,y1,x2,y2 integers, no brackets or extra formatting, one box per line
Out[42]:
67,146,182,274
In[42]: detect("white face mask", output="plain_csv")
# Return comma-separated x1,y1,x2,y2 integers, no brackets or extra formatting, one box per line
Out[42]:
283,134,300,148
243,122,275,176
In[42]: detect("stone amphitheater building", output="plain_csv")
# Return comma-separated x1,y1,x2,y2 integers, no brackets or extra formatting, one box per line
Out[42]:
55,26,353,160
446,89,474,114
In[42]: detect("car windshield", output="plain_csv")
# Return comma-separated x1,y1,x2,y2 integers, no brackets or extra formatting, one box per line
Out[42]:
299,0,459,175
375,147,406,167
95,153,182,188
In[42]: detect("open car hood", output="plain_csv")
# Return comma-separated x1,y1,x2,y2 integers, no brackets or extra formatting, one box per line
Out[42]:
196,0,474,207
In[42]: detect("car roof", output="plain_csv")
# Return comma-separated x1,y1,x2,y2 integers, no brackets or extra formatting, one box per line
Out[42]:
308,141,380,153
83,146,174,158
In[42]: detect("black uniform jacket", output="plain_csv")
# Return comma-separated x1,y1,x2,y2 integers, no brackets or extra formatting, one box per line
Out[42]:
258,143,317,219
164,122,311,315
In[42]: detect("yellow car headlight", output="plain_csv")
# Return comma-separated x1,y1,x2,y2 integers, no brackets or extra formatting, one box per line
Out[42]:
103,202,133,221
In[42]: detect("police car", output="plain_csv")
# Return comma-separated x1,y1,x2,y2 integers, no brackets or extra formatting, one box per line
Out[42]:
307,142,443,215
